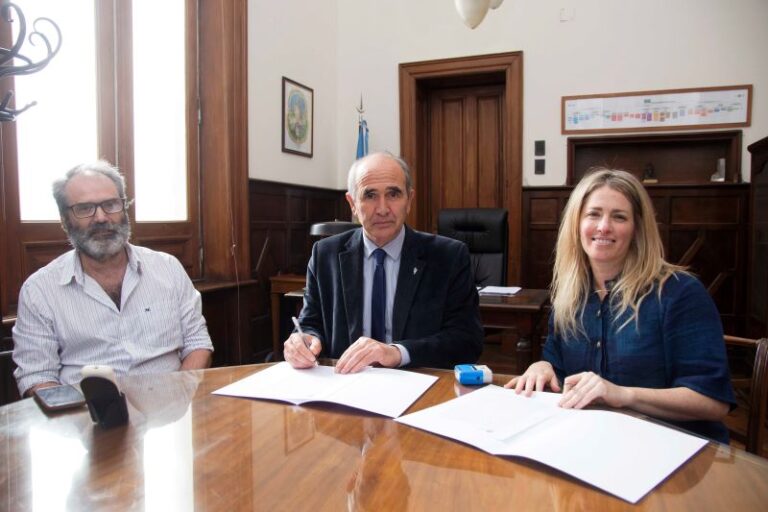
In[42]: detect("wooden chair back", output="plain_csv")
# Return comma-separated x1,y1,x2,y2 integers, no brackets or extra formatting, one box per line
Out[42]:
724,335,768,456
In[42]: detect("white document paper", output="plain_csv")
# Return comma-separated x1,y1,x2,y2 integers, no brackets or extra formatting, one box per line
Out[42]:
396,385,707,503
478,286,521,296
212,362,438,418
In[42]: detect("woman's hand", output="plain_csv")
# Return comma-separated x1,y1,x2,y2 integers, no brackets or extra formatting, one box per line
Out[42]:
558,373,730,421
559,371,632,409
504,361,561,395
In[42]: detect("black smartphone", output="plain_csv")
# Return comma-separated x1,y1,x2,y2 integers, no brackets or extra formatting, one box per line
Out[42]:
34,385,86,412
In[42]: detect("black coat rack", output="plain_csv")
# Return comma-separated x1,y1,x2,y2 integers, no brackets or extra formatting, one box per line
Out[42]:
0,1,61,122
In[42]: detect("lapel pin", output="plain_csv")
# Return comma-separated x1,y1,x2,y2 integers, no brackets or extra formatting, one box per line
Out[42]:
413,267,418,275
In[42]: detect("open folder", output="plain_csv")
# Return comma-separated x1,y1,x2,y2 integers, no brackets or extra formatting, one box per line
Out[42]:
395,385,707,504
212,362,438,418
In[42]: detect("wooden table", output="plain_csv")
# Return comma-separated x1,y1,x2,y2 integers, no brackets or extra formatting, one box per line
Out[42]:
479,288,550,369
2,364,767,511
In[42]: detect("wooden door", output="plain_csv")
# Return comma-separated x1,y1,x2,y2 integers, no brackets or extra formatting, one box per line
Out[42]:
399,52,523,283
425,84,505,232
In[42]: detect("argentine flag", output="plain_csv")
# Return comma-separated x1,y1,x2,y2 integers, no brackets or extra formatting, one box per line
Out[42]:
356,118,369,159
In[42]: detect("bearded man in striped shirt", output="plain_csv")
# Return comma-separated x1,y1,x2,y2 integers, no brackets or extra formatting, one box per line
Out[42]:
12,161,213,397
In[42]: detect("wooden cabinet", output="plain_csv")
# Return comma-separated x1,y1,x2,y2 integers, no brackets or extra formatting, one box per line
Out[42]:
523,131,749,334
567,131,742,185
747,136,768,337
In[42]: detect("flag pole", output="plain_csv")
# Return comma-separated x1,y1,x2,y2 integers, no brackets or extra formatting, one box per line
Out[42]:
356,94,364,120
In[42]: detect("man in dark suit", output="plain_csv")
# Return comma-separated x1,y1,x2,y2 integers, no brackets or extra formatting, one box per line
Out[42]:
284,152,483,373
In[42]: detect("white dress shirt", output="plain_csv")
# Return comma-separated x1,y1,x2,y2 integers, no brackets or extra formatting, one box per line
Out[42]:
12,244,213,395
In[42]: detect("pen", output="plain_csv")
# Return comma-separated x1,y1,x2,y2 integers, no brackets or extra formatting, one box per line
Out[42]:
291,316,317,362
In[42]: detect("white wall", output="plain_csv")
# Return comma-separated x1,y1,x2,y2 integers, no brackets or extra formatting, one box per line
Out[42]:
250,0,768,189
248,0,338,188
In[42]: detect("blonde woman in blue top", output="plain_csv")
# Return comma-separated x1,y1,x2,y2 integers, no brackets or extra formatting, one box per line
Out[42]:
506,168,735,442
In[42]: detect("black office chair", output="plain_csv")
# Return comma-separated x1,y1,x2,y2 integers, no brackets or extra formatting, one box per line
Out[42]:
309,220,358,238
437,208,508,287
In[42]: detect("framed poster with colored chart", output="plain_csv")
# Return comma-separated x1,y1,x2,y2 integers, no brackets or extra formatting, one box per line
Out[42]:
562,84,752,135
282,77,314,157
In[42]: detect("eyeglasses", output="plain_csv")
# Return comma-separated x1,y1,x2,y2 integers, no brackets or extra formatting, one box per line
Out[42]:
68,198,127,219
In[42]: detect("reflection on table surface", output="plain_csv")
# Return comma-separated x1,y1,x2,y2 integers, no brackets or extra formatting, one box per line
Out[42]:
2,363,768,511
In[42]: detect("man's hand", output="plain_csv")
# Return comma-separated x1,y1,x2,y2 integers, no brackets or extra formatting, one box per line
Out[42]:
25,381,59,398
335,337,402,374
283,332,322,369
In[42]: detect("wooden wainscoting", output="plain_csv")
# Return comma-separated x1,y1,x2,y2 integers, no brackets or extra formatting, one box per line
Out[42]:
521,187,571,290
248,179,348,359
522,184,750,334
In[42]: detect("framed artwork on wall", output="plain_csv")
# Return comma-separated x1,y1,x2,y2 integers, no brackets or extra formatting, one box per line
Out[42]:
282,77,314,157
562,84,752,135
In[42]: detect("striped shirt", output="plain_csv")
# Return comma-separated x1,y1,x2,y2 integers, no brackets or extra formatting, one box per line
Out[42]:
12,244,213,395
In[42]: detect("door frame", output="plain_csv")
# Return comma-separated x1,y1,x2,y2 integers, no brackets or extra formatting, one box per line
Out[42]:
399,52,523,284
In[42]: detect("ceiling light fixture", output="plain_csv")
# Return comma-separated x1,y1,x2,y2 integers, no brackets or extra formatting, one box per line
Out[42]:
455,0,504,29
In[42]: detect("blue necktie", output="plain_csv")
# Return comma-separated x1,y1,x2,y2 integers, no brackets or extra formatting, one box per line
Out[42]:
371,248,386,342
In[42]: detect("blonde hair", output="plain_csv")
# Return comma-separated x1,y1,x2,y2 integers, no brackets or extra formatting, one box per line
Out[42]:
551,168,685,337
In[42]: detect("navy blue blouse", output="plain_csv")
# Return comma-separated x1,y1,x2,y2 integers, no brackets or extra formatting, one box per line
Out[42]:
543,272,735,443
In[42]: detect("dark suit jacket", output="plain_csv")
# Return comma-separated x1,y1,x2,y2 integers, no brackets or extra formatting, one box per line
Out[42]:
298,226,483,369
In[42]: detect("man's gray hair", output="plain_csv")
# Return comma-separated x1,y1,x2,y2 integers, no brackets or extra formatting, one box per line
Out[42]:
346,151,413,198
52,160,127,217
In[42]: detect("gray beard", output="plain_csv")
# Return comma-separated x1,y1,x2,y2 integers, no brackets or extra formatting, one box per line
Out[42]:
67,216,131,262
